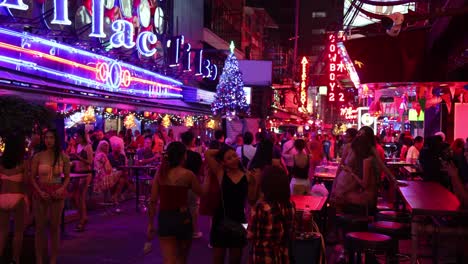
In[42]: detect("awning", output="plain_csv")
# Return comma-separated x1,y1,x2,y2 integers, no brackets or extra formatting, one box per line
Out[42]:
0,69,211,115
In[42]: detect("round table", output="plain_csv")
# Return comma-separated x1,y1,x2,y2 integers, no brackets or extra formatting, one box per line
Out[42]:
119,165,158,212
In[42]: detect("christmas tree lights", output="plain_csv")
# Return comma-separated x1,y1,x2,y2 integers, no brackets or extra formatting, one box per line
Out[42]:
211,41,249,118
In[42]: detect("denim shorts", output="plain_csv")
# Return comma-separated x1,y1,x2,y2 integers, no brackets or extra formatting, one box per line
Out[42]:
158,208,193,240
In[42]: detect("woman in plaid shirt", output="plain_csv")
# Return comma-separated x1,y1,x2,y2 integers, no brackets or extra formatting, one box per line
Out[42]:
248,166,296,263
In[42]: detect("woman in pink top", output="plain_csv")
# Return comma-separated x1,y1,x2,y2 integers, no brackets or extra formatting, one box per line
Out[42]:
0,135,28,264
31,129,70,264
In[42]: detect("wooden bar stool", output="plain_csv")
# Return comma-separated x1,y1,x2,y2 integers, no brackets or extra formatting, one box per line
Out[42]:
345,232,395,264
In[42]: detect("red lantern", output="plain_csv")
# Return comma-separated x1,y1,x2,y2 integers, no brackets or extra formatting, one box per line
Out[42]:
144,111,150,118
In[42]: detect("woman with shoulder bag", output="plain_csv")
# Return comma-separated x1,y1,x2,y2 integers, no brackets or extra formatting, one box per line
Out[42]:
205,145,259,264
331,126,388,216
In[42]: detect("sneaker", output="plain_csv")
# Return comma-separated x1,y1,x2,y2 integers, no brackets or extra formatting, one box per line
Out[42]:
192,232,203,239
208,243,213,248
143,242,152,255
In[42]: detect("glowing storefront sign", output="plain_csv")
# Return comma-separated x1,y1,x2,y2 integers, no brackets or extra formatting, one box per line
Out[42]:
0,0,217,80
340,107,358,120
300,57,308,110
327,33,346,104
0,27,182,98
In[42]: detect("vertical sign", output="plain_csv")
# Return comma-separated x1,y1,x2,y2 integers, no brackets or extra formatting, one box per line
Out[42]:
300,57,308,110
327,33,346,105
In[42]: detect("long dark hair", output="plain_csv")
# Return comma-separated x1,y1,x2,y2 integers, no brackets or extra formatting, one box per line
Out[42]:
157,141,186,179
351,126,376,177
44,129,62,167
2,134,25,169
75,128,88,144
248,139,273,170
261,166,290,203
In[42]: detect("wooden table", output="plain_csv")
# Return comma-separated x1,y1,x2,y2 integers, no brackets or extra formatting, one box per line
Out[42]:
397,181,462,263
291,195,327,212
119,165,157,212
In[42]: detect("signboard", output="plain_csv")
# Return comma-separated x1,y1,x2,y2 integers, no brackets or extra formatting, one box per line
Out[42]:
340,107,358,120
327,33,346,105
0,0,217,80
300,57,308,110
358,107,377,132
0,27,182,98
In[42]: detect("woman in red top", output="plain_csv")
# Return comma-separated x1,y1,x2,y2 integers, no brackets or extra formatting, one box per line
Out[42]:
146,142,204,264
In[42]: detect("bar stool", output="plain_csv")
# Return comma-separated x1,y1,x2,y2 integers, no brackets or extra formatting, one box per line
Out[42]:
137,175,153,212
376,210,411,223
345,232,395,264
369,220,411,262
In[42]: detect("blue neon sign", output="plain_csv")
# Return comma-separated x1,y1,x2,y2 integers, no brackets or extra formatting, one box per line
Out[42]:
0,0,218,80
0,27,182,99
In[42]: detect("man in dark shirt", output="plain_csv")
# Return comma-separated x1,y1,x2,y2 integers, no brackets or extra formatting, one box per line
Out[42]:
181,130,203,238
136,136,157,165
209,129,226,150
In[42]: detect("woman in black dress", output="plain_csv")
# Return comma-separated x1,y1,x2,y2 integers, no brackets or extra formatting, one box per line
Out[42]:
205,145,259,264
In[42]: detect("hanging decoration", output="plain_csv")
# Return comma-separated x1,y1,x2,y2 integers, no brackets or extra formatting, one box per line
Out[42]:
206,119,216,129
185,116,194,127
124,113,137,129
211,41,250,117
82,106,96,124
162,114,171,128
57,104,211,127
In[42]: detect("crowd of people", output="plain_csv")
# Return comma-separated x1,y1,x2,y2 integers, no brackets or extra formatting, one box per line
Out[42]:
0,124,467,264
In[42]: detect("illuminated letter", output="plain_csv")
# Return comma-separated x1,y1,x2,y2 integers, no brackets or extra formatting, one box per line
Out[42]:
329,82,336,91
0,0,28,10
51,0,72,25
183,43,192,71
202,59,212,79
137,31,157,57
195,49,203,75
329,63,336,72
329,44,335,53
329,73,335,81
89,0,105,38
110,20,136,49
209,64,218,80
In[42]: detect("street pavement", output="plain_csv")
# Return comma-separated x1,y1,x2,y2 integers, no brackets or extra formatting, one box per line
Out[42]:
58,201,215,264
56,200,462,264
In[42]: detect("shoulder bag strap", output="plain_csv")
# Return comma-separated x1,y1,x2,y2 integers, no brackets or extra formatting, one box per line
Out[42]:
217,171,227,218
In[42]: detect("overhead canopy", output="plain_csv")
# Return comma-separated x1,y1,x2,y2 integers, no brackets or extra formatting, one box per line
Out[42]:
0,69,211,115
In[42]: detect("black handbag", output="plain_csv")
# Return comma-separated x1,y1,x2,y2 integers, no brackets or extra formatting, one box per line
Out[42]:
216,175,247,245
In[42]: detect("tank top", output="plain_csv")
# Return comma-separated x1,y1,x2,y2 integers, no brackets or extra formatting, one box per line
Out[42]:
38,157,63,184
217,172,248,223
159,185,189,211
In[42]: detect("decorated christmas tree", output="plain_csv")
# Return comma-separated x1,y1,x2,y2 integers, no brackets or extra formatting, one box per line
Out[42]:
211,42,249,118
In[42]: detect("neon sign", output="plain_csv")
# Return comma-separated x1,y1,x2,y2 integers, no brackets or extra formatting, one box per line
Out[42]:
300,57,308,110
0,0,217,80
340,107,358,120
0,27,182,98
327,33,346,104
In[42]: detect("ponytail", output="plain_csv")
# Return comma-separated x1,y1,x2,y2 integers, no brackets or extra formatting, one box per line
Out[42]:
157,153,169,180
